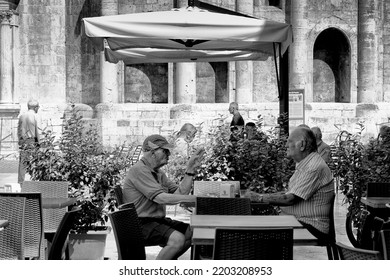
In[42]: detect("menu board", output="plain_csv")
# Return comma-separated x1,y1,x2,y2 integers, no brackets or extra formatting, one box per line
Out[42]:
289,89,305,121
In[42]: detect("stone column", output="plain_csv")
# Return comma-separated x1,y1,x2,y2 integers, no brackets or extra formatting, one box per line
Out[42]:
100,0,119,103
289,0,310,101
174,0,196,104
357,0,377,103
0,10,18,104
235,0,253,103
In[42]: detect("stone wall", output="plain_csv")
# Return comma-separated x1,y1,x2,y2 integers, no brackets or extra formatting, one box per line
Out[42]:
65,0,101,106
93,102,390,147
18,1,67,103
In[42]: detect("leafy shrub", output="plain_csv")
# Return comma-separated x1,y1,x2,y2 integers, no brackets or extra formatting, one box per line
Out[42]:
22,105,134,233
330,122,390,217
163,114,294,215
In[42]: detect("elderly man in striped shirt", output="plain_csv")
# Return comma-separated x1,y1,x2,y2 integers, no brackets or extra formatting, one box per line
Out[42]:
247,126,334,242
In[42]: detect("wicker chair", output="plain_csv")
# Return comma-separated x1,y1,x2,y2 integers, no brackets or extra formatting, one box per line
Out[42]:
379,229,390,260
366,182,390,197
131,145,143,165
0,196,26,260
118,202,133,210
48,207,82,260
213,227,294,260
0,192,43,260
194,197,251,259
196,197,251,215
318,192,338,260
113,185,124,206
109,204,146,260
335,241,383,260
21,181,69,234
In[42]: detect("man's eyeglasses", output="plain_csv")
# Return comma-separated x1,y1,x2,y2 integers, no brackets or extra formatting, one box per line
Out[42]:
158,148,171,156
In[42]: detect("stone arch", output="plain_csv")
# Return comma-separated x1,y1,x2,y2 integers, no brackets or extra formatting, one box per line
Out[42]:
312,28,351,103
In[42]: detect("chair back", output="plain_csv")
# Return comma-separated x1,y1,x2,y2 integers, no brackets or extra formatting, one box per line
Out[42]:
0,192,43,259
114,185,124,206
213,227,293,260
379,229,390,260
48,207,82,260
196,197,251,215
118,202,133,210
22,181,69,233
108,204,146,260
335,241,383,260
131,145,143,165
0,196,26,259
366,182,390,197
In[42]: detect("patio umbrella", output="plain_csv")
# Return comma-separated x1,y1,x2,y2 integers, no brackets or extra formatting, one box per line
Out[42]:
82,6,293,132
82,6,293,64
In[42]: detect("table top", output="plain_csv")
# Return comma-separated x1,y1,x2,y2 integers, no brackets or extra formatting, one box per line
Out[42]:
42,197,77,209
360,197,390,208
191,214,303,229
192,227,319,246
0,219,9,230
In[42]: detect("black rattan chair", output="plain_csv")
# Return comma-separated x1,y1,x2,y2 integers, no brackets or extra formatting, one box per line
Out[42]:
0,192,43,260
196,197,251,215
195,197,252,259
379,229,390,260
0,196,26,260
48,207,82,260
114,186,124,206
108,204,146,260
335,241,383,260
213,227,293,260
321,192,338,260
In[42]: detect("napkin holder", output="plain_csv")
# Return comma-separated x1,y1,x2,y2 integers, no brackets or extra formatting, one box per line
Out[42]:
219,183,235,198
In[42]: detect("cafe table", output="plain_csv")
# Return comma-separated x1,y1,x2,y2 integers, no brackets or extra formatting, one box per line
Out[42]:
360,197,390,209
360,196,390,220
190,215,319,260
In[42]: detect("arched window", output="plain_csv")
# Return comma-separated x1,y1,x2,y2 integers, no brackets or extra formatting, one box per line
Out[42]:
313,28,351,103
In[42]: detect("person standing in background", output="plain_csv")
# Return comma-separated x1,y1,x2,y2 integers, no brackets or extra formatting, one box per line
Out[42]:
17,100,41,184
228,102,245,132
311,126,331,163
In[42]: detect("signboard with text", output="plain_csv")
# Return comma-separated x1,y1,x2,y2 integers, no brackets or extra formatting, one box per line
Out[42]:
289,89,305,129
289,89,305,119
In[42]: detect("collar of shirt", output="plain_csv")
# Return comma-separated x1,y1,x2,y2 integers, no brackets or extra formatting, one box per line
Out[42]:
295,152,317,171
140,157,159,174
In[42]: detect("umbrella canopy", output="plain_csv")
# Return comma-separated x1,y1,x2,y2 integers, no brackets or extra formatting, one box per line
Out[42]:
82,7,293,64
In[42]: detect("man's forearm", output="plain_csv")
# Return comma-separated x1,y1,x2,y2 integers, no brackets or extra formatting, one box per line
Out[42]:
248,191,297,206
154,192,196,205
176,174,194,195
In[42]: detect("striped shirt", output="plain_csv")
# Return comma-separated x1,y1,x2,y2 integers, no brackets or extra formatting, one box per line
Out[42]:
281,152,334,234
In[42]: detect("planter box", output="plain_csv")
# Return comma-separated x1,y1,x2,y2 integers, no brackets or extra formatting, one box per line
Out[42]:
68,227,111,260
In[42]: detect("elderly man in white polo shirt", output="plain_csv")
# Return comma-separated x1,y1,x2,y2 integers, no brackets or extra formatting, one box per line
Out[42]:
246,126,334,242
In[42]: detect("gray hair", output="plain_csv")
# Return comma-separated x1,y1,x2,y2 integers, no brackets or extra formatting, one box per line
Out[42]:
27,99,39,109
301,127,318,153
311,126,322,140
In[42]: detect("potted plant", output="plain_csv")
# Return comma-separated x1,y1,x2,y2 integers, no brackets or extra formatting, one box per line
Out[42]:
23,104,133,259
163,114,294,215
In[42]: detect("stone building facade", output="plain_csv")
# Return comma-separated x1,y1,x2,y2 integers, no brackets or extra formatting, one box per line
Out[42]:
1,0,390,156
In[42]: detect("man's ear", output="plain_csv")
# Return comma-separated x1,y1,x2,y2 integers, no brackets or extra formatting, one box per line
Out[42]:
300,139,306,151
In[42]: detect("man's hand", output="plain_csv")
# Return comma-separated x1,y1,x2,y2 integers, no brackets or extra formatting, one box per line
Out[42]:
186,147,205,173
